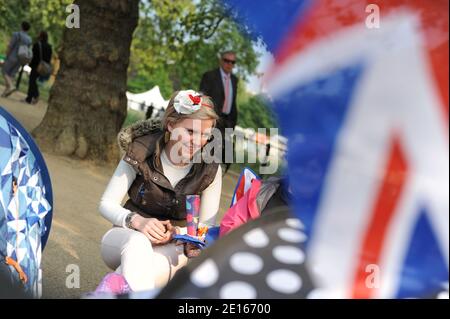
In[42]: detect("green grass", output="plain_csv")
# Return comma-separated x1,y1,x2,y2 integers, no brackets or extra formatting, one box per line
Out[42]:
122,109,145,128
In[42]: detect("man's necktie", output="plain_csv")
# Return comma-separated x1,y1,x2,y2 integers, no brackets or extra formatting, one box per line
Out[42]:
222,73,230,114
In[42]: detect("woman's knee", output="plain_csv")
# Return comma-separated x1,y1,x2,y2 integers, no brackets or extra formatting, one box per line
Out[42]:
120,230,154,255
101,228,151,267
100,229,122,270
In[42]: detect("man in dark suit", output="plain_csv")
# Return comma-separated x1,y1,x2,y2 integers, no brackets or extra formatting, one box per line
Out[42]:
199,51,239,172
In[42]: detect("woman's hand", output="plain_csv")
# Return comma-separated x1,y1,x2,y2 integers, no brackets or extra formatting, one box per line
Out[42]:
131,215,173,245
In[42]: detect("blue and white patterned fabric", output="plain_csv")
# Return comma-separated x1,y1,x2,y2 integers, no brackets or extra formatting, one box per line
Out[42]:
0,106,53,298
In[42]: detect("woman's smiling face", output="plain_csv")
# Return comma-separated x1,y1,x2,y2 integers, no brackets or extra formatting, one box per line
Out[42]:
167,118,215,162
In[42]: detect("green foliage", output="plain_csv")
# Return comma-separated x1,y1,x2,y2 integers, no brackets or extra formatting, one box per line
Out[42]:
237,89,278,130
128,0,260,98
1,0,261,94
122,109,145,128
127,65,173,98
0,0,71,49
0,0,28,33
0,33,8,57
27,0,73,49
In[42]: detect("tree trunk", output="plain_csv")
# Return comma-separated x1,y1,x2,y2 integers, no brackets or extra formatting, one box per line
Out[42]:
32,0,139,163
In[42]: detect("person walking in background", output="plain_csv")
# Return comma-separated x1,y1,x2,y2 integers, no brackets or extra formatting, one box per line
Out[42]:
145,103,154,120
25,31,52,104
199,50,239,173
1,21,32,97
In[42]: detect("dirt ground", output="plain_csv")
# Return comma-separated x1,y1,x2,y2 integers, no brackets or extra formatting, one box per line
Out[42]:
0,86,238,298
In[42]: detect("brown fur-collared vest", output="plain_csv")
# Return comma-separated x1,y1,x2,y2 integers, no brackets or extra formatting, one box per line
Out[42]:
117,119,219,222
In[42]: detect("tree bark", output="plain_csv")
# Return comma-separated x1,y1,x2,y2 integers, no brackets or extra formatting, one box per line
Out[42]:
33,0,139,163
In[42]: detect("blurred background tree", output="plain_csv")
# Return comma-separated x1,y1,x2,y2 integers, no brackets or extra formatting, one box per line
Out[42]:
32,0,140,162
128,0,260,97
0,0,28,54
237,93,277,130
127,0,275,130
0,0,73,85
0,0,72,49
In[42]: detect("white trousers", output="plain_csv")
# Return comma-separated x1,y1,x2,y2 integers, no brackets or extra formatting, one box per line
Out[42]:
101,227,188,291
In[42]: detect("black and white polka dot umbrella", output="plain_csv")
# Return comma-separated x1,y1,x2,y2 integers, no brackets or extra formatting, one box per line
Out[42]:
157,208,315,299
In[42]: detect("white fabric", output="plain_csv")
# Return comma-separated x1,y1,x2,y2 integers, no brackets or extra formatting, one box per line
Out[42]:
172,90,202,114
126,85,169,112
160,149,193,188
101,227,188,291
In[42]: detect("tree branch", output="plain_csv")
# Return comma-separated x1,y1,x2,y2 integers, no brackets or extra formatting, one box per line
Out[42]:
204,15,225,39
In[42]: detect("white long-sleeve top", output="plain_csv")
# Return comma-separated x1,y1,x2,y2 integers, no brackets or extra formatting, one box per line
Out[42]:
99,151,222,229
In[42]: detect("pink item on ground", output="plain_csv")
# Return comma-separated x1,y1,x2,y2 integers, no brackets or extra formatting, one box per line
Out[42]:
94,272,131,294
219,179,262,237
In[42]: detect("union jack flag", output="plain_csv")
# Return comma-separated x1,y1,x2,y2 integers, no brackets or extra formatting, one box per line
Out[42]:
230,167,260,207
224,0,449,298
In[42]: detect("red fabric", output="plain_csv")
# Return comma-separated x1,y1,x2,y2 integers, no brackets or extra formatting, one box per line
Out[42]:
219,179,262,237
188,94,201,105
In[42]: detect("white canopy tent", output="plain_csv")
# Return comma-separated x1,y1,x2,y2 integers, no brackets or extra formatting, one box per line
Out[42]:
126,85,169,112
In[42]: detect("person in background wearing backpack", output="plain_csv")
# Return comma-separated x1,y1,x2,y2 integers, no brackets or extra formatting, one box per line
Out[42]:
25,31,52,104
1,21,32,98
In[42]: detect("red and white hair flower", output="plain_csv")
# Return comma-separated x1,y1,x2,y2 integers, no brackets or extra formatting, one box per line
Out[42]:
173,90,212,114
